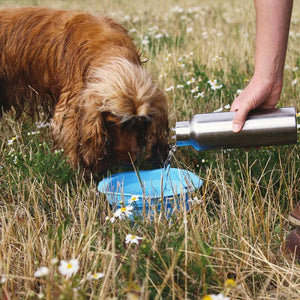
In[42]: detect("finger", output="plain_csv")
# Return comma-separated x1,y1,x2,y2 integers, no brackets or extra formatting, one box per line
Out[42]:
232,105,251,132
230,97,240,112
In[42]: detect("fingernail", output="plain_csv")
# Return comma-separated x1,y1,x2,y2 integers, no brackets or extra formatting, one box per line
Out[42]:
232,123,241,132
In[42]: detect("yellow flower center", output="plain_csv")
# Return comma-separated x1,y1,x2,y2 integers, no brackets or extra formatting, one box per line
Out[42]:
225,278,236,288
67,263,72,269
131,235,136,239
202,296,212,300
121,207,127,212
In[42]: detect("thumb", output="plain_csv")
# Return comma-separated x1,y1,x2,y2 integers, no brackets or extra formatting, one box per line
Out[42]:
232,105,250,132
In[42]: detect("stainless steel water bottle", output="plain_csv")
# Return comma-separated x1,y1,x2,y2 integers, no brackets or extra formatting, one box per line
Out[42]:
175,107,298,150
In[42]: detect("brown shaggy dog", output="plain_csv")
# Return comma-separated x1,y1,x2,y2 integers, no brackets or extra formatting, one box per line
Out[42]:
0,7,169,175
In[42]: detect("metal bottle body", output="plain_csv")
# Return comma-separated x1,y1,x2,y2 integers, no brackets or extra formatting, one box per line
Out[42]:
175,107,297,150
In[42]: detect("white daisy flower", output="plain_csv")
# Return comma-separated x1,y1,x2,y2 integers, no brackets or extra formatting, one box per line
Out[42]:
35,121,50,128
51,258,59,265
7,136,19,146
114,205,134,219
125,234,143,244
0,277,6,284
165,53,172,61
191,86,199,94
87,272,104,280
154,33,163,39
128,195,139,204
214,107,224,113
54,149,64,155
194,91,205,99
202,31,208,39
203,293,230,300
141,36,149,45
34,266,49,278
27,131,40,136
171,6,184,14
188,196,202,206
128,28,137,34
208,79,223,90
132,16,140,23
159,73,167,79
187,78,196,85
212,55,223,62
58,259,80,278
13,156,18,164
165,85,175,92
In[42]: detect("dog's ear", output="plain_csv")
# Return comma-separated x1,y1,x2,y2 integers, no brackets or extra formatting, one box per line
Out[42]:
145,88,170,166
78,100,108,173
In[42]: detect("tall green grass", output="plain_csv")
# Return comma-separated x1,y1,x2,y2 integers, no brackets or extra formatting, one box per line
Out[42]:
0,0,299,299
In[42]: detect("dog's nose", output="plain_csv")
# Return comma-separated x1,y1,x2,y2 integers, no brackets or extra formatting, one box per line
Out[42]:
113,129,141,163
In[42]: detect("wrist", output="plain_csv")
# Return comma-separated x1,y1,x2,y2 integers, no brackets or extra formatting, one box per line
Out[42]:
252,69,283,92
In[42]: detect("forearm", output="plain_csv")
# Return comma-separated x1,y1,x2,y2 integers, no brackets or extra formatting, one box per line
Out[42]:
254,0,293,85
230,0,293,132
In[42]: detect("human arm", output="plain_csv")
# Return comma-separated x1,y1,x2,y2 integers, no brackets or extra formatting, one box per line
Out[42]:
231,0,293,132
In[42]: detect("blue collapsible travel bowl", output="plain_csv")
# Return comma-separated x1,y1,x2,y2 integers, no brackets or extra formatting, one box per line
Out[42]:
97,167,203,217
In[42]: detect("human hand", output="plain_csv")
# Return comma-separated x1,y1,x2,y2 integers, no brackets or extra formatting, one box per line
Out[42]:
230,75,282,132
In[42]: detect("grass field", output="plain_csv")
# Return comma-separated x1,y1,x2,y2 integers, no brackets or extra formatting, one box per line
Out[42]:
0,0,299,299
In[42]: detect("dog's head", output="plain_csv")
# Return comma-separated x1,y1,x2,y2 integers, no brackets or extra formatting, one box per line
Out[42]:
78,58,169,173
102,112,150,163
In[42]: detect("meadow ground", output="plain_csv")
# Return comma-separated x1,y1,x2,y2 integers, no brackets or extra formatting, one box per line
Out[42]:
0,0,299,299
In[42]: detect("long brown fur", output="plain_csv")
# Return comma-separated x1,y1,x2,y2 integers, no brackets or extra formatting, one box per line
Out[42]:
0,7,169,175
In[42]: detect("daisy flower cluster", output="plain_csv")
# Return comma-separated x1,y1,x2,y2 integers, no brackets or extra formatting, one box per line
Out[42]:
167,5,208,35
289,30,300,39
35,121,50,128
207,79,223,91
106,205,134,223
213,104,230,113
131,24,170,48
34,258,81,279
106,195,141,223
163,52,208,100
34,258,104,282
31,258,107,298
187,196,202,206
6,147,19,165
166,4,224,41
7,135,19,146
